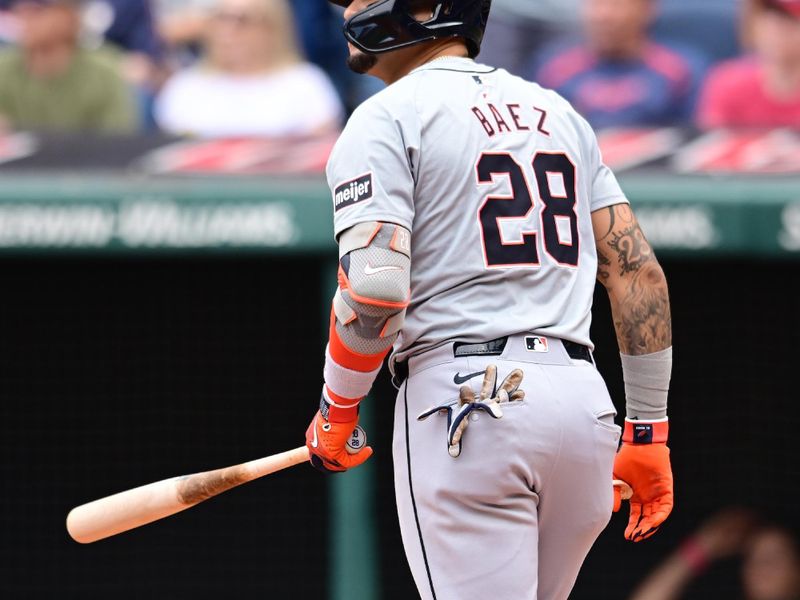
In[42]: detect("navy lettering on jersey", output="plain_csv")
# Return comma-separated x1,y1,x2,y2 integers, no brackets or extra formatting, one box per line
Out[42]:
471,107,496,137
476,153,540,267
533,107,551,136
476,152,580,268
471,103,545,138
533,153,579,266
507,104,530,131
488,104,512,133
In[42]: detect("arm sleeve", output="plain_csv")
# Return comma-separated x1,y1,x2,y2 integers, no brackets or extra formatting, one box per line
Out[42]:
327,97,419,238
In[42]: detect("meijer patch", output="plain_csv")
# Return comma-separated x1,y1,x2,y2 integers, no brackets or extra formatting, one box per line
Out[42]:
334,173,373,212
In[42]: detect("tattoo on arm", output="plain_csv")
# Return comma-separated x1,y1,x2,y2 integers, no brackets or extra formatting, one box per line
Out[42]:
596,248,611,283
595,205,672,355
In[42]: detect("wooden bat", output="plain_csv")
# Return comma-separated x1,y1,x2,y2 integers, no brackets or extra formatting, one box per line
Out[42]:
66,446,310,544
613,479,633,500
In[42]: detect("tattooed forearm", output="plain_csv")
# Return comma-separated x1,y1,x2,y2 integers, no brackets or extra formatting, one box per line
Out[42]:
594,204,671,355
595,205,649,278
596,248,612,283
608,225,652,276
612,262,672,354
595,204,634,241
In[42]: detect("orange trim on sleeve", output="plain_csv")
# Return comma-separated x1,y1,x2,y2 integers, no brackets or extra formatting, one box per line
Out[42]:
337,265,348,291
347,287,410,311
329,309,388,372
365,223,383,246
338,265,410,311
390,226,410,255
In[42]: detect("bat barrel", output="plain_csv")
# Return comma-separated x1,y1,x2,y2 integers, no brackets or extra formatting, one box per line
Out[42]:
66,478,188,544
66,446,310,544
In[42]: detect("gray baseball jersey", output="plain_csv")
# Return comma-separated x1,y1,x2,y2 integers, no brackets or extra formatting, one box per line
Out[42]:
327,56,628,366
328,56,628,600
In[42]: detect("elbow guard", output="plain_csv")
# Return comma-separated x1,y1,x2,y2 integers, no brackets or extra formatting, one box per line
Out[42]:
332,222,411,360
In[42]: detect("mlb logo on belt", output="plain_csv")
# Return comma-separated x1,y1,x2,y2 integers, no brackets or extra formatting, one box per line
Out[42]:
525,336,549,353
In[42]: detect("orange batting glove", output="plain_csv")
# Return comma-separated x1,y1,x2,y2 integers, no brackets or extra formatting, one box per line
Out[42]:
612,419,674,542
305,393,373,473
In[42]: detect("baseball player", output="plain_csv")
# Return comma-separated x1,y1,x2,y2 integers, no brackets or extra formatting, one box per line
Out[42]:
304,1,675,598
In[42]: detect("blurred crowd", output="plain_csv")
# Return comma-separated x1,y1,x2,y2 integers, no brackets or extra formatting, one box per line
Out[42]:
630,507,800,600
0,0,798,136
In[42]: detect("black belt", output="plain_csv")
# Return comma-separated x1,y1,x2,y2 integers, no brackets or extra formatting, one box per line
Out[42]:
392,336,592,388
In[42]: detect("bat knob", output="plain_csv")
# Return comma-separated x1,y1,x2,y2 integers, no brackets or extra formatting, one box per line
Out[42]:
613,479,633,501
346,425,367,455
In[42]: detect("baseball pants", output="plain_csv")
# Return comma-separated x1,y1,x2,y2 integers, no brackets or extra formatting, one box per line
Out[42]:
392,334,620,600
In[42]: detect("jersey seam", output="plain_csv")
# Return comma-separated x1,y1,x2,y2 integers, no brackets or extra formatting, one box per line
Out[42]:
404,380,438,599
412,66,498,75
591,195,629,210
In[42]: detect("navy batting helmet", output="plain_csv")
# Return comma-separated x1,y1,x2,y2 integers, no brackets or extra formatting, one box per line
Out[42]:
328,0,492,58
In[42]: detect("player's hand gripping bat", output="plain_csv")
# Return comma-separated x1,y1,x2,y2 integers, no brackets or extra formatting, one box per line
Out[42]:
613,479,633,512
66,426,365,544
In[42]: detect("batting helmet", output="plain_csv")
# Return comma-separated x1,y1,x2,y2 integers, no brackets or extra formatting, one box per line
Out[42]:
328,0,492,58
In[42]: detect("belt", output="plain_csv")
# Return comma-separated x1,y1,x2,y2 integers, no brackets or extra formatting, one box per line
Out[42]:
392,336,592,388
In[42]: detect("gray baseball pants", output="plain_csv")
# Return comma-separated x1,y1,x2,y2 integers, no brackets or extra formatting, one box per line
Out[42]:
393,334,620,600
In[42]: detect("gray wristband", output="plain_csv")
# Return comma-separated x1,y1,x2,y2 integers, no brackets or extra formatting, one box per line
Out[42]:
620,347,672,420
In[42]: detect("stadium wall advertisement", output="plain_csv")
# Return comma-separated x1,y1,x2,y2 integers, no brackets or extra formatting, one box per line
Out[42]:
0,174,797,255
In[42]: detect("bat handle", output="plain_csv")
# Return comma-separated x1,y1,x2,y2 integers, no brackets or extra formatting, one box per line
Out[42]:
613,479,633,501
245,446,310,479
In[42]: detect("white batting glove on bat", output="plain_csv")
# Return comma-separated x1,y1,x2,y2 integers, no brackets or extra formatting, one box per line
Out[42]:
447,365,525,457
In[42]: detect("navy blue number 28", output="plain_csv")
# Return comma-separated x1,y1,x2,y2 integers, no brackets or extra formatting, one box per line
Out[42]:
476,152,579,268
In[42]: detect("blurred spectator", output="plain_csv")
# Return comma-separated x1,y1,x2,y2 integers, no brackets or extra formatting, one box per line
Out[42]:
0,2,19,46
0,0,136,132
530,0,707,129
151,0,209,57
479,0,581,76
292,0,383,113
81,0,163,60
630,507,800,600
154,0,342,137
1,0,166,128
139,0,380,117
696,0,800,129
84,0,169,130
651,0,742,64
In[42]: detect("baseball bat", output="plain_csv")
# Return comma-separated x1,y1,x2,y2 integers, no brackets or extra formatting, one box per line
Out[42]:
613,479,633,500
66,445,310,544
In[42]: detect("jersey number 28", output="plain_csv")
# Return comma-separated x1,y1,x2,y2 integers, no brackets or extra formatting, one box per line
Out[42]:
476,152,579,268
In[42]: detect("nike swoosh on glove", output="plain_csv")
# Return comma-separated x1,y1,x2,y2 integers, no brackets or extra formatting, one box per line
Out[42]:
305,398,372,473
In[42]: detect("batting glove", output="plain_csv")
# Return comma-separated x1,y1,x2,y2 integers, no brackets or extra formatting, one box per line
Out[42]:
448,365,524,457
612,418,674,542
305,395,372,474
